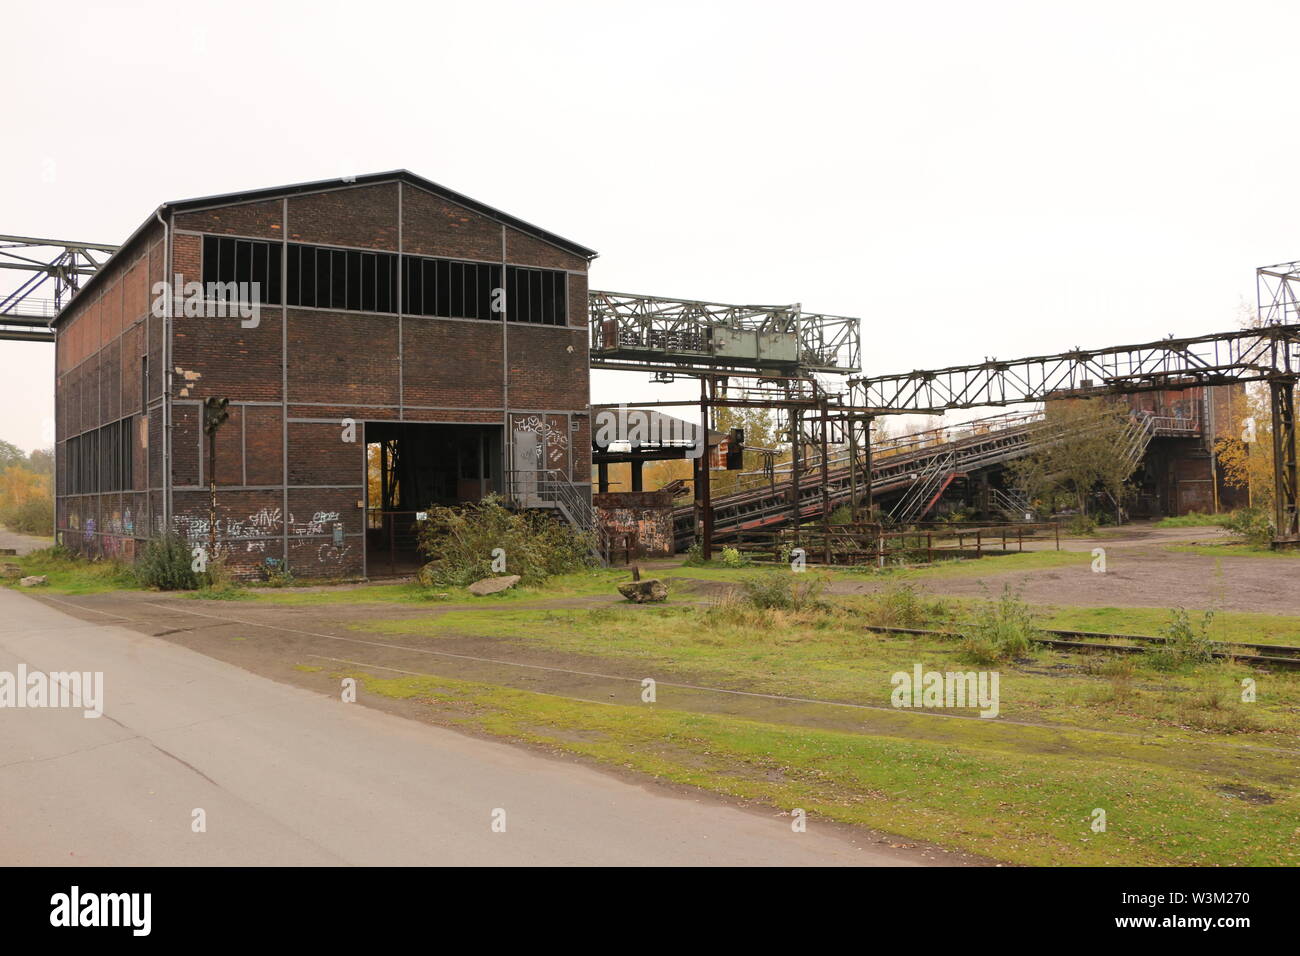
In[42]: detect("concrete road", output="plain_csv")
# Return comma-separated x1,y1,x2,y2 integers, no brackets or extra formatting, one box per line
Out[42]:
0,589,915,866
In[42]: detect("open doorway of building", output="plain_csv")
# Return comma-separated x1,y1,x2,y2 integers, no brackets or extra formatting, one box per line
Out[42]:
365,422,503,576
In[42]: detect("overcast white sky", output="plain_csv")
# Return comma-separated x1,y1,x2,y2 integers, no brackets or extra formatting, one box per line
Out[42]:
4,0,1298,453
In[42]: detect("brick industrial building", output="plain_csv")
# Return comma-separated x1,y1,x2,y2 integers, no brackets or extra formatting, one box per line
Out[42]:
52,171,596,578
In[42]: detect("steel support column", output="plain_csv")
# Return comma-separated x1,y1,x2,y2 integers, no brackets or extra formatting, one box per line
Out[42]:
1271,375,1300,545
789,407,801,545
862,416,874,519
697,376,713,559
819,402,831,563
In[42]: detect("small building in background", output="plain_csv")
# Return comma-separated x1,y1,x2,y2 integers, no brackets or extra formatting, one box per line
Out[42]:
1124,384,1249,516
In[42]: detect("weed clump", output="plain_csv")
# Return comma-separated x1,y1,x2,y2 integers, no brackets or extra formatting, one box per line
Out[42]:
960,584,1039,663
736,572,828,612
136,534,200,590
1222,507,1273,547
415,494,594,588
719,547,749,568
1147,608,1216,671
861,583,951,629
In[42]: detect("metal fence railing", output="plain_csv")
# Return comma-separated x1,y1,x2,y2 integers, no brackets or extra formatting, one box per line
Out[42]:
729,520,1062,567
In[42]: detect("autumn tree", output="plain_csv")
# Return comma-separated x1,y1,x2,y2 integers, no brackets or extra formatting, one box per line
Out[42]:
1214,383,1279,516
0,460,53,535
1010,398,1143,516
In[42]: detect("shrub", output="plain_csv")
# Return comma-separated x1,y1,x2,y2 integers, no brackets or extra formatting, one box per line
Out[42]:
960,584,1039,663
1066,513,1098,536
862,583,950,629
0,494,53,536
415,494,594,588
136,535,200,590
736,572,828,612
826,505,854,526
719,547,749,568
1147,608,1216,670
1222,507,1273,547
0,466,53,535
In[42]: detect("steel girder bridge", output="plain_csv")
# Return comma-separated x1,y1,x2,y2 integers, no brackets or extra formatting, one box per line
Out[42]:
0,235,118,343
589,288,867,559
849,263,1300,544
675,406,1199,549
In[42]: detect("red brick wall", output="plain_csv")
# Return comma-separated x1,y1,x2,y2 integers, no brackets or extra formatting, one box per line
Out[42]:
506,323,588,409
402,319,504,409
54,223,164,556
402,184,502,260
288,183,398,250
174,198,284,239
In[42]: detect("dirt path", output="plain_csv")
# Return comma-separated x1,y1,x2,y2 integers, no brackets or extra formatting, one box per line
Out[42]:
821,526,1300,616
0,525,53,556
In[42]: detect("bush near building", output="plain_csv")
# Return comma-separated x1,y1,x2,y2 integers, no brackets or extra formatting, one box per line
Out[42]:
416,495,594,588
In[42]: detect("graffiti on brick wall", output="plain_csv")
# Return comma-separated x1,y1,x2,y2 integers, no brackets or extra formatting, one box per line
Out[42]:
514,415,569,469
316,542,352,566
597,506,674,557
170,508,352,569
291,511,340,536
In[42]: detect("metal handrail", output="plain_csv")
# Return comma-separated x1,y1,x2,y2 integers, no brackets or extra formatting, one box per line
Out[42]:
505,469,609,565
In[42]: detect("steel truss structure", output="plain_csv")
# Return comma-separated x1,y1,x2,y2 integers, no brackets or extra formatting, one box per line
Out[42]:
851,324,1300,414
0,235,119,342
589,290,861,376
1258,261,1300,327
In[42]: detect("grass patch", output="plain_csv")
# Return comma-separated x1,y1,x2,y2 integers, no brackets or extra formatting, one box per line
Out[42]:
662,548,1091,586
1166,543,1300,560
356,593,1300,746
0,547,139,595
1155,512,1235,529
187,584,254,601
239,568,628,606
341,668,1300,867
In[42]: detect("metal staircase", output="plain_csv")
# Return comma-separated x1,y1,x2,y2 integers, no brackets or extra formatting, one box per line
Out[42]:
507,469,610,565
888,450,957,524
989,487,1031,520
672,411,1045,548
670,405,1187,549
1119,411,1157,472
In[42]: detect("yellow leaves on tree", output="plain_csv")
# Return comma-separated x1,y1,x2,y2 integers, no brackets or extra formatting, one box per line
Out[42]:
1213,383,1275,513
0,465,53,535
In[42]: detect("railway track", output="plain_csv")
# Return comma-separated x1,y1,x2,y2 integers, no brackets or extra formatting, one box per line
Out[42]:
867,624,1300,670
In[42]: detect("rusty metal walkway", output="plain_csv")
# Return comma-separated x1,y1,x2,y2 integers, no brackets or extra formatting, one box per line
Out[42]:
673,408,1181,548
